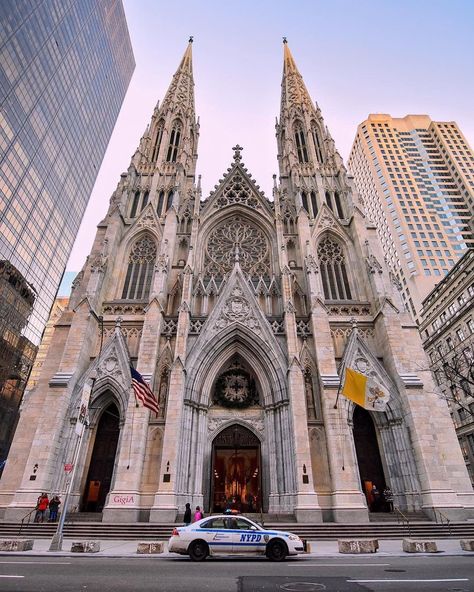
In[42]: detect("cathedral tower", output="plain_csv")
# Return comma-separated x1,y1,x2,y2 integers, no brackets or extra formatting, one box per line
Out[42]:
1,40,472,524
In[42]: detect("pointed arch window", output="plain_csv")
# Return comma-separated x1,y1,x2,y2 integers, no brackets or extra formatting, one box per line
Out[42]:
141,190,149,211
294,123,309,164
301,191,309,212
311,124,324,164
121,235,157,300
334,192,344,218
130,191,141,218
166,190,174,211
317,236,352,300
166,120,182,162
310,191,318,218
151,120,164,162
325,191,333,212
157,191,165,216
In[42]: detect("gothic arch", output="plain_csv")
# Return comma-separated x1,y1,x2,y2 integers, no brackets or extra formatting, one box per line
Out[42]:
185,324,288,409
316,233,353,301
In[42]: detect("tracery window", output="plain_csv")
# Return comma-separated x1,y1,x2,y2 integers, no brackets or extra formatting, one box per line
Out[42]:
317,236,352,300
204,216,270,278
311,124,324,164
166,120,182,162
294,122,309,164
151,120,164,162
121,235,157,300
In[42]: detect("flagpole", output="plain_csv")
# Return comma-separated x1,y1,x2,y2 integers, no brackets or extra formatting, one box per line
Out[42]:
334,361,346,410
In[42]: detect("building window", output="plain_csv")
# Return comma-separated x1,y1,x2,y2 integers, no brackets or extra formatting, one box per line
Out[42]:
121,235,157,300
301,191,309,212
325,191,333,212
166,190,174,211
130,191,141,218
157,191,165,216
151,120,164,162
317,236,352,300
334,192,344,218
166,120,182,162
310,191,318,218
294,122,309,164
311,124,324,164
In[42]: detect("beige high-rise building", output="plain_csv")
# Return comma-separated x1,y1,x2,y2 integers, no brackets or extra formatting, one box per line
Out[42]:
348,114,474,323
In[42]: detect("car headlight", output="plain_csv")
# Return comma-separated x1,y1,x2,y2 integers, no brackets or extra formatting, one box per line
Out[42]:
288,535,300,541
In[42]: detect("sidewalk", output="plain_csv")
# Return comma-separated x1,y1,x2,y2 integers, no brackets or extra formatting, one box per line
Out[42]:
0,538,472,558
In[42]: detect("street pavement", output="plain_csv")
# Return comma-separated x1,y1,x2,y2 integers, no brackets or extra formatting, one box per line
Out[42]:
0,539,472,591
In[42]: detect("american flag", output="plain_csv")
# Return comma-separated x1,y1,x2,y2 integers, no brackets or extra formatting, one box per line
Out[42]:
130,367,160,414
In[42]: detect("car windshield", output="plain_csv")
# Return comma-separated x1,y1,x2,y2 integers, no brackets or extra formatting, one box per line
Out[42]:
200,516,262,530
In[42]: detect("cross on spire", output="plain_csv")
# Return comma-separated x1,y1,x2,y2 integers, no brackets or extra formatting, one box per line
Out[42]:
188,35,193,43
283,36,287,44
232,144,243,162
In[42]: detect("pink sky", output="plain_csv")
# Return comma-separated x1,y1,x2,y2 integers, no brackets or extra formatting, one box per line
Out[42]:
66,0,474,271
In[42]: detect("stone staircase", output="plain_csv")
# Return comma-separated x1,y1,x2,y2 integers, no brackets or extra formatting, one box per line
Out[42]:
1,518,473,541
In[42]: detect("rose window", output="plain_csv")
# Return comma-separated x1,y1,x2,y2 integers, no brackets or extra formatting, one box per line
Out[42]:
205,217,270,277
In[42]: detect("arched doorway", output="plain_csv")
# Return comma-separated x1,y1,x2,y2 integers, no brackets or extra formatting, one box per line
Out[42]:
82,403,120,512
353,406,386,512
211,424,262,514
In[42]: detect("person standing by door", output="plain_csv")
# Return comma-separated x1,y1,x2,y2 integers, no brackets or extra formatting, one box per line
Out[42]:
183,503,192,525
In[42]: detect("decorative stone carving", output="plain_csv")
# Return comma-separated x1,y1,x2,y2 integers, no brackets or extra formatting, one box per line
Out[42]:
327,304,371,316
161,318,178,337
205,217,269,277
129,236,156,264
71,270,84,292
389,271,402,291
155,253,169,273
366,253,383,275
214,172,259,210
96,351,122,378
90,241,108,273
136,209,156,229
102,303,146,315
214,285,261,335
319,213,336,228
304,254,319,274
296,319,311,337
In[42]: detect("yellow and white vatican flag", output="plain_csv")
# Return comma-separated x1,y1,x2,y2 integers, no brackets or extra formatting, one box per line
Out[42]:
341,368,390,412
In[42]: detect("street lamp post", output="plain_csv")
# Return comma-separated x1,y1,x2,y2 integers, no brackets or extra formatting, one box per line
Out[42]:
48,420,87,551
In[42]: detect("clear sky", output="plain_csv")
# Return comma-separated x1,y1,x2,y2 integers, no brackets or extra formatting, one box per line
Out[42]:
66,0,474,271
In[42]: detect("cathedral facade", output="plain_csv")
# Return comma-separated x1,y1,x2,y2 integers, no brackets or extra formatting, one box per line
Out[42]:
1,40,473,524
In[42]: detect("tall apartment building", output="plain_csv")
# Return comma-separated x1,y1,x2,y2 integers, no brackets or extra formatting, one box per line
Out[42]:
420,249,474,485
0,0,135,461
348,114,474,323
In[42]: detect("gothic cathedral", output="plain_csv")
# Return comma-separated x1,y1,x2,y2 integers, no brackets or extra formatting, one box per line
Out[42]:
1,40,472,523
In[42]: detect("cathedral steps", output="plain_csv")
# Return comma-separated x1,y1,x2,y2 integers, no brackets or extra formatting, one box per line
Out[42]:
1,521,474,540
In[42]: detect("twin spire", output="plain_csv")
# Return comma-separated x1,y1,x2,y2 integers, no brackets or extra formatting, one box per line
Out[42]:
159,37,314,119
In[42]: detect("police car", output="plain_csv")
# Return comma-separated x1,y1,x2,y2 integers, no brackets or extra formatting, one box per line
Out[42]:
168,514,304,561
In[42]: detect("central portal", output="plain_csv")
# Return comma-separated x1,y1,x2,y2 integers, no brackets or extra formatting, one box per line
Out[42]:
211,424,262,513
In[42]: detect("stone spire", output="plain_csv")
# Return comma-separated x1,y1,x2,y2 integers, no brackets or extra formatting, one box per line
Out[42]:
132,38,199,177
280,38,315,117
160,37,195,119
277,39,345,184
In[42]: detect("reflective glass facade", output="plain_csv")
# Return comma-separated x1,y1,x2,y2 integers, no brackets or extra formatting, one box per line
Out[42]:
0,0,134,345
0,0,134,461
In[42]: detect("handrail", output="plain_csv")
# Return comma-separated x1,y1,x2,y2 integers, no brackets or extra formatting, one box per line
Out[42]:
394,506,411,537
432,507,453,536
18,508,37,536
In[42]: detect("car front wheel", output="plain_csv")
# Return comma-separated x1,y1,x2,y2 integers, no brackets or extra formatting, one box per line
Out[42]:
188,540,209,562
266,539,287,562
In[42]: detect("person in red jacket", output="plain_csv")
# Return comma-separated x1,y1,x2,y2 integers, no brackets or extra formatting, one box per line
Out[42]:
34,493,49,523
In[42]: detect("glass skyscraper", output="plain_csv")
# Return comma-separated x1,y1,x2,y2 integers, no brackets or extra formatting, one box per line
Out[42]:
0,0,135,461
